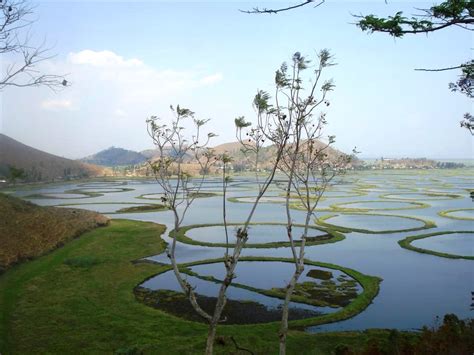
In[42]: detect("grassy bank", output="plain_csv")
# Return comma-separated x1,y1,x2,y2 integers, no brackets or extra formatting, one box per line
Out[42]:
0,193,108,272
0,219,409,354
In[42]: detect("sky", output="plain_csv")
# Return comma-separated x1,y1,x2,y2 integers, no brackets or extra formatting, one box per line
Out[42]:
0,0,472,159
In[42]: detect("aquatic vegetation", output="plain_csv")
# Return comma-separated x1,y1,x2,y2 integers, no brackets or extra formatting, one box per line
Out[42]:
330,200,430,212
137,257,382,327
115,204,168,213
316,213,436,234
380,192,463,200
137,191,218,200
398,231,474,260
438,208,474,221
307,269,333,280
67,187,135,195
52,202,168,214
171,223,345,248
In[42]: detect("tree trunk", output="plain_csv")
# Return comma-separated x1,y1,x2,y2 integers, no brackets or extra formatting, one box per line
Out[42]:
205,320,218,355
279,263,303,355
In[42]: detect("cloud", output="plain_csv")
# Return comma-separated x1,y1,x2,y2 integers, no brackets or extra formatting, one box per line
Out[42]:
114,108,126,117
200,73,223,85
41,99,76,111
69,50,143,67
64,49,223,105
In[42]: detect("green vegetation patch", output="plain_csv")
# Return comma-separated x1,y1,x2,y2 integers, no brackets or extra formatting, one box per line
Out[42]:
227,195,296,204
115,204,168,213
52,202,168,214
330,200,430,212
66,187,135,196
78,181,128,187
24,192,97,199
278,278,358,307
380,192,464,201
138,257,382,328
137,191,218,201
171,222,345,248
438,208,474,221
0,218,384,354
398,231,474,260
63,255,101,268
307,268,333,280
315,213,436,234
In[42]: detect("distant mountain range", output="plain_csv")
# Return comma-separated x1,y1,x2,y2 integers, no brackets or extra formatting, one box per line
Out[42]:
0,134,108,182
0,133,356,183
80,147,147,166
82,140,355,170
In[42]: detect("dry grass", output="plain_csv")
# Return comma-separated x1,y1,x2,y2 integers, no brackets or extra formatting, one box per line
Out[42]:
0,193,108,272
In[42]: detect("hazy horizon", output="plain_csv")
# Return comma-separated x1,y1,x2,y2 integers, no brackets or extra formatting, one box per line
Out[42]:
1,1,472,159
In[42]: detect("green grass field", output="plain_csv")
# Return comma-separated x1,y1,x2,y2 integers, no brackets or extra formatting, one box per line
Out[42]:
0,219,417,354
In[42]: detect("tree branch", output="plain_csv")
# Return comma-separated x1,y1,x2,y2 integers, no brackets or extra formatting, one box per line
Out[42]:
240,0,324,15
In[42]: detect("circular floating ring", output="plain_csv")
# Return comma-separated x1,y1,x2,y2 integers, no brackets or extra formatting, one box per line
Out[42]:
53,202,167,214
303,189,367,199
67,187,135,195
316,213,436,234
438,208,474,221
135,257,382,327
171,222,345,248
78,181,128,187
137,191,218,200
24,192,94,199
228,196,293,204
330,200,430,212
398,231,474,260
380,192,463,201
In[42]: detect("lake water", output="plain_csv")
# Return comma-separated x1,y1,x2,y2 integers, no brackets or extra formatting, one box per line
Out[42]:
6,168,474,331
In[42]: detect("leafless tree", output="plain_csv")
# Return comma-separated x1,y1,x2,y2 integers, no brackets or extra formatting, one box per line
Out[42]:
146,105,216,323
268,50,353,354
0,0,66,90
147,102,292,354
146,52,354,354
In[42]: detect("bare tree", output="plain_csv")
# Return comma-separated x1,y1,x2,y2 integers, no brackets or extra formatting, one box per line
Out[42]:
1,0,66,90
201,96,293,353
147,102,291,354
146,105,216,323
272,51,353,354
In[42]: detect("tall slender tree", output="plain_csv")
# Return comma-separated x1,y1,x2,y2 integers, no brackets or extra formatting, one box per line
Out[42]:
247,50,353,354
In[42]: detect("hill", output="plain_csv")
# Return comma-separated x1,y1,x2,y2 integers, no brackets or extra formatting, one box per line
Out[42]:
0,134,108,182
212,140,360,171
0,193,108,272
141,147,193,162
128,140,358,176
81,147,147,166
